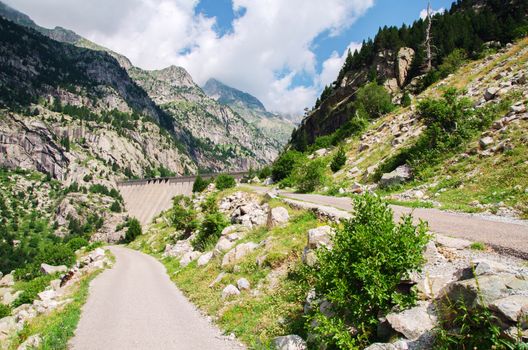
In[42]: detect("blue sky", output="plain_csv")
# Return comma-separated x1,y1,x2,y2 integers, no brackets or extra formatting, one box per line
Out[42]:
6,0,455,115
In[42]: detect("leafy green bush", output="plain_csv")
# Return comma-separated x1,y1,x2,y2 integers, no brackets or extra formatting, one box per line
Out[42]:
355,82,394,119
170,196,199,236
294,159,328,193
192,175,210,193
215,174,236,190
200,194,219,214
330,147,347,172
0,304,11,318
258,166,272,180
272,150,304,182
192,212,229,252
66,237,89,251
110,200,122,213
401,92,412,107
13,274,56,308
309,194,429,348
124,218,142,243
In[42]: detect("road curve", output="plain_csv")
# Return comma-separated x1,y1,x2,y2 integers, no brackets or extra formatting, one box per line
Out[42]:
246,186,528,258
70,246,242,350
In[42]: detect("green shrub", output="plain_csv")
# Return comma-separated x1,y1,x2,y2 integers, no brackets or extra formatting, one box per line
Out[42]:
192,175,210,193
0,304,11,318
171,196,199,236
401,92,412,107
258,166,272,180
215,174,236,190
86,241,104,252
330,147,347,172
192,212,229,252
13,274,56,308
66,237,89,251
309,194,429,348
470,242,486,251
355,82,394,119
110,200,122,213
294,159,328,193
272,150,304,182
200,194,219,214
124,218,142,243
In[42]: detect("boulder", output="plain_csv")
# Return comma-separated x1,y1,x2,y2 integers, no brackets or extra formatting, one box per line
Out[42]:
301,248,318,267
179,251,201,267
214,237,235,255
237,278,251,291
221,225,249,238
209,272,226,288
435,235,472,250
221,242,259,267
489,295,528,323
272,335,307,350
221,284,240,299
267,207,290,228
1,290,21,305
380,165,412,187
442,274,516,308
40,263,68,275
484,87,499,101
38,289,56,302
0,316,17,336
17,334,42,350
164,240,193,258
314,148,328,157
263,177,274,186
364,344,399,350
307,226,334,249
197,252,213,267
0,274,14,287
386,301,437,341
511,103,526,114
479,136,494,149
396,47,415,87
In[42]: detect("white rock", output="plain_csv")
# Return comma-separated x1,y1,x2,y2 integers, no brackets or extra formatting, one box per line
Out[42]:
37,289,56,302
414,190,425,199
1,290,21,305
386,301,437,340
484,87,499,101
272,335,307,350
40,263,68,275
489,295,528,322
0,274,14,287
479,136,494,149
197,252,213,267
267,207,290,227
209,272,226,288
307,226,334,249
380,165,412,187
214,237,235,256
17,334,42,350
221,242,259,267
221,284,240,299
237,278,251,291
179,251,201,267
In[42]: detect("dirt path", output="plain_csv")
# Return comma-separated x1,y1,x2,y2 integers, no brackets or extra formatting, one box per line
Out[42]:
70,246,243,350
247,186,528,259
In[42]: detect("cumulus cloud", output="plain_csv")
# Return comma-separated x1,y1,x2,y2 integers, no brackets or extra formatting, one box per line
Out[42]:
318,42,362,88
419,7,445,20
4,0,374,115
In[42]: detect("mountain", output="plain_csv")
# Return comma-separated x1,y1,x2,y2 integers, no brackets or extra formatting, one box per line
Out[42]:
0,1,281,171
203,78,295,148
289,0,528,150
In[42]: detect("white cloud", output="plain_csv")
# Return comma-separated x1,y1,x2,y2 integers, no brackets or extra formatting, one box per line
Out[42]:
419,7,445,20
4,0,375,115
318,42,362,88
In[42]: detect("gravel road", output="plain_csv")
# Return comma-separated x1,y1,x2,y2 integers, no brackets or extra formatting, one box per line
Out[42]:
70,246,242,350
246,186,528,258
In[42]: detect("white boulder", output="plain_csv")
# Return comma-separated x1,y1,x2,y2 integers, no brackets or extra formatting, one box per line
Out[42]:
221,284,240,299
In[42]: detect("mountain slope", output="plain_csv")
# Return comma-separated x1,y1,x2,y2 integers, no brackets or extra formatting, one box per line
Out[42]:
203,78,295,148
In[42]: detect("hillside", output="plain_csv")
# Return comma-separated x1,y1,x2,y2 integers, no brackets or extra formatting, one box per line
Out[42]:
203,78,295,148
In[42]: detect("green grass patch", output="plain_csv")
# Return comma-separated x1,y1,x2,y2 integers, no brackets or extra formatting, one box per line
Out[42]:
384,199,435,209
469,242,487,251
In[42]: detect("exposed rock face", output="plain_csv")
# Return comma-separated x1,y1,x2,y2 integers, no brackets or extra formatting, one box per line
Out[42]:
272,335,307,350
380,165,412,187
396,47,415,87
386,301,437,341
220,192,269,228
221,242,258,267
267,207,290,228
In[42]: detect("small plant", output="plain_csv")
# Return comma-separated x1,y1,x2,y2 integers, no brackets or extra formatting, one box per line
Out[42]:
124,218,142,243
170,196,199,236
330,147,347,172
309,194,429,348
401,92,412,107
192,175,210,193
110,200,122,213
66,237,89,251
294,159,328,193
13,274,57,308
272,150,304,181
192,212,229,252
215,174,236,190
0,304,11,318
469,242,486,251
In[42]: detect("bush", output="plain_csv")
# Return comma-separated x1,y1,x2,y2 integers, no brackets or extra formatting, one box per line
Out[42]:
309,194,429,348
258,166,272,180
401,92,412,107
330,147,347,172
294,159,328,193
171,196,199,236
192,175,210,193
215,174,236,190
192,212,229,252
124,218,142,243
13,274,56,308
355,82,394,119
66,237,89,251
0,304,11,318
272,150,304,182
110,200,122,213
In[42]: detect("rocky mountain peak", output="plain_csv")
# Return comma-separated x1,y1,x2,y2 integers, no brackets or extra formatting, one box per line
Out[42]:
203,78,266,112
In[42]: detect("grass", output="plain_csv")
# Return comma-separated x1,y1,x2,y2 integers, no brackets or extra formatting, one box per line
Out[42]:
384,199,435,209
470,242,487,251
8,269,103,350
132,201,323,348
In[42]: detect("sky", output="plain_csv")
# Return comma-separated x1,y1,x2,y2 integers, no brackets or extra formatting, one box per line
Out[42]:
4,0,454,116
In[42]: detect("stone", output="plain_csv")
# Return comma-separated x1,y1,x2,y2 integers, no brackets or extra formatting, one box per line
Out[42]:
221,242,259,267
386,301,437,341
164,240,193,258
414,190,425,199
350,182,364,194
209,272,226,288
197,252,213,267
473,259,511,276
179,251,201,267
442,274,514,308
263,177,274,186
301,248,318,267
364,344,398,350
237,278,251,291
271,335,307,350
0,274,14,287
214,237,235,255
221,284,240,299
435,235,472,250
511,103,526,114
221,225,248,237
489,295,528,323
17,334,42,350
314,148,328,157
396,47,415,87
1,290,21,305
0,316,17,336
307,226,334,250
484,87,499,101
479,136,494,149
264,190,278,200
38,289,56,301
267,207,290,227
40,263,68,275
380,165,412,187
